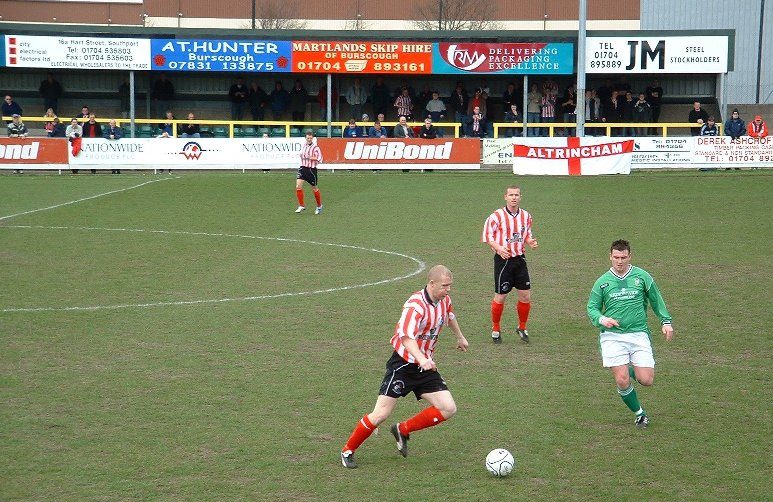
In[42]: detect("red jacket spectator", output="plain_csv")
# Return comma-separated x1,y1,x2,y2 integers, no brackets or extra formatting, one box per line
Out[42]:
747,115,768,138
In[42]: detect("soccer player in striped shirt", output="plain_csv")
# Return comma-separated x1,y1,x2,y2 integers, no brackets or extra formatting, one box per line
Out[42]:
295,130,323,214
587,240,674,429
340,265,469,469
481,186,539,344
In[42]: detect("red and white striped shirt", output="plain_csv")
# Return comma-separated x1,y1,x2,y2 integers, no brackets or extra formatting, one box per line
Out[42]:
394,95,413,117
481,207,534,257
300,141,322,168
391,288,455,363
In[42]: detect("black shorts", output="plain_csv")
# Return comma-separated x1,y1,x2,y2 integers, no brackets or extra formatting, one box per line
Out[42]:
493,254,531,294
378,351,448,400
297,166,318,186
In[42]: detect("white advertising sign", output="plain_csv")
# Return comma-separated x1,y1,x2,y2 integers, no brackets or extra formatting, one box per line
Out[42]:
484,137,773,169
585,36,728,74
5,35,150,70
69,138,307,168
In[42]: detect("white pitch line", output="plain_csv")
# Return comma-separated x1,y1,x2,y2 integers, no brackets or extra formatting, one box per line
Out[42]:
0,225,427,313
0,177,179,222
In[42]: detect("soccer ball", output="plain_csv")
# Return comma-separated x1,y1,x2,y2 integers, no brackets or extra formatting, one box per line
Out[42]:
485,448,515,477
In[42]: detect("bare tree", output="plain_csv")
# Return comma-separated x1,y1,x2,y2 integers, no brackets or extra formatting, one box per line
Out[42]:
413,0,503,31
254,0,308,30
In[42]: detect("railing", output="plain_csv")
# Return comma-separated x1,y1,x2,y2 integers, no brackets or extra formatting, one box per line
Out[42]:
4,116,723,138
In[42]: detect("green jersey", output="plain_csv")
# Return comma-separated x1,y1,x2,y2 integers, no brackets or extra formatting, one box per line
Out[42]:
587,265,672,335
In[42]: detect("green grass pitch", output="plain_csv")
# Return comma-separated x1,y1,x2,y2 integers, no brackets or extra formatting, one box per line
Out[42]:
1,170,771,501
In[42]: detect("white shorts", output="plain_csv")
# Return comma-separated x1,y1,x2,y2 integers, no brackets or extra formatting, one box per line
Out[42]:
600,331,655,368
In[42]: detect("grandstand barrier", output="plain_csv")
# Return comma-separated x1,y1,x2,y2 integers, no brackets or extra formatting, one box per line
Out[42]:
5,116,722,139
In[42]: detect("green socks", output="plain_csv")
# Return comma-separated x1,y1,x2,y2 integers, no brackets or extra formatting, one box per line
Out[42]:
617,385,644,416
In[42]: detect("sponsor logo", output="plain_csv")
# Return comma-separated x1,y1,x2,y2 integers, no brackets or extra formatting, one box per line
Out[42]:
444,44,487,71
179,141,206,160
506,231,523,244
600,282,609,289
344,141,453,160
391,380,405,395
0,142,39,159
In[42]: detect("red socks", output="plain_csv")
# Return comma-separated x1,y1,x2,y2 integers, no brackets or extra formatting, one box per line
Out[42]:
313,189,322,207
517,301,531,330
295,188,304,206
399,406,445,436
343,414,376,453
491,300,504,331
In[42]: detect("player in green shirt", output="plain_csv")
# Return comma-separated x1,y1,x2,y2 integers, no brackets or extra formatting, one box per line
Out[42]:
587,240,674,429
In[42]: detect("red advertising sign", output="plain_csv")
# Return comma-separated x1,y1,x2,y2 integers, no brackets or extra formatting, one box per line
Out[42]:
317,138,480,169
0,138,68,165
292,41,433,74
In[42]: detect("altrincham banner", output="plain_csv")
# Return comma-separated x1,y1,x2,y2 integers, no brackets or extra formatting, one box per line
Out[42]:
317,138,480,170
0,138,68,167
512,137,634,175
68,138,306,168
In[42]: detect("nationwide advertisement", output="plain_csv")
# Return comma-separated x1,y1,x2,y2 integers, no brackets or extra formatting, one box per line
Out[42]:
433,43,574,75
317,138,480,169
0,138,68,167
68,138,307,168
150,39,292,73
585,36,729,74
4,35,150,70
292,41,433,74
513,137,634,175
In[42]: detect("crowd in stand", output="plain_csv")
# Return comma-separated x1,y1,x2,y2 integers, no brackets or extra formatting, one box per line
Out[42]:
3,73,770,143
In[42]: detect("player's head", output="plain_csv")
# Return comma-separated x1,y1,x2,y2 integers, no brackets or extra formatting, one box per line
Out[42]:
427,265,453,302
609,240,632,273
305,130,314,143
504,186,521,210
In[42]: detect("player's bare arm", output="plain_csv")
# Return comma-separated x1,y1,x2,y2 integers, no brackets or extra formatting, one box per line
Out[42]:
401,336,436,371
447,318,468,352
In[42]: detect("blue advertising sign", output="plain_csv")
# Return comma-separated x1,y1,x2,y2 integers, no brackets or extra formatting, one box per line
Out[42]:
150,39,292,72
432,42,574,74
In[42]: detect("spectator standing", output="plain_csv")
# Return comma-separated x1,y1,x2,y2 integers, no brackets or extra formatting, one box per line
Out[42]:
603,91,622,136
48,117,66,138
645,79,663,133
180,112,200,138
620,91,636,136
632,93,652,136
747,115,768,138
317,84,338,121
466,88,487,119
371,77,392,119
450,82,469,125
425,91,447,123
688,102,709,136
228,77,250,121
699,117,719,136
118,78,130,118
39,73,63,114
539,90,557,136
394,88,413,120
151,73,175,118
596,78,614,107
467,106,486,138
393,116,415,138
502,82,519,111
368,120,388,138
103,119,123,174
724,109,746,139
526,83,541,137
78,106,90,119
345,78,368,121
560,84,577,136
584,90,602,136
249,83,268,121
3,95,23,119
269,81,290,121
419,117,439,139
66,118,83,173
504,104,523,138
289,79,308,122
414,85,432,119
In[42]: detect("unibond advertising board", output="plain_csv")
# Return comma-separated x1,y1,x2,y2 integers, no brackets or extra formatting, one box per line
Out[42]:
317,138,480,169
0,138,69,166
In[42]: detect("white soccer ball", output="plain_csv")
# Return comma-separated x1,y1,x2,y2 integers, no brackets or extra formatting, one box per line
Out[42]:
485,448,515,477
